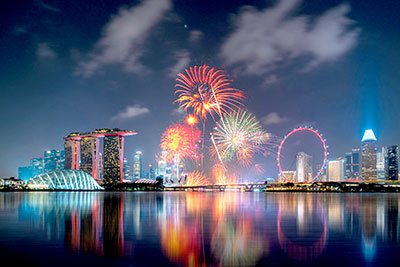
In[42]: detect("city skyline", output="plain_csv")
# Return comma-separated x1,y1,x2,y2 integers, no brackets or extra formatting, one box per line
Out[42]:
1,0,400,178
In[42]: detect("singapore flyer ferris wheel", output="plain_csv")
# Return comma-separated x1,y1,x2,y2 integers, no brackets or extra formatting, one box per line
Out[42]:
277,126,328,183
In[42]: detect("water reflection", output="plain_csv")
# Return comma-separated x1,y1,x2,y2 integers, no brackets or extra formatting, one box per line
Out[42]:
277,194,327,262
0,192,400,265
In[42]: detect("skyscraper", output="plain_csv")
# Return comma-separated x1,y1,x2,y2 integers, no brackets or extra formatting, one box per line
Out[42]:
296,152,312,183
44,149,64,172
64,129,137,184
345,148,361,179
133,151,143,180
80,137,100,179
376,147,385,180
385,145,399,180
361,129,377,180
103,135,124,184
123,158,131,181
158,151,167,180
30,157,44,177
148,164,156,180
327,158,345,182
18,167,32,181
64,135,81,170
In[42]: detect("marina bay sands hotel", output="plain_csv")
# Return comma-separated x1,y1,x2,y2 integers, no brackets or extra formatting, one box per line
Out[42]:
63,128,137,184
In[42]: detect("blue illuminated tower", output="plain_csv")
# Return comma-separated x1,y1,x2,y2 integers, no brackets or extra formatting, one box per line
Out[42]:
361,129,377,180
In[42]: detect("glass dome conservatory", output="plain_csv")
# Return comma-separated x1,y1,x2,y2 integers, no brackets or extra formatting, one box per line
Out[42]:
27,170,103,190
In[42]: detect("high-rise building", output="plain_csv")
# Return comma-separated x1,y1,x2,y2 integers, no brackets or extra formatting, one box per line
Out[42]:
31,157,44,177
361,129,377,180
64,135,81,170
327,158,345,182
123,158,131,181
147,164,156,180
18,167,32,181
345,148,361,179
44,149,64,172
103,135,124,184
158,151,167,179
80,137,100,179
376,147,385,180
64,129,137,184
98,152,103,180
133,151,143,180
385,146,399,180
282,171,296,182
296,152,312,183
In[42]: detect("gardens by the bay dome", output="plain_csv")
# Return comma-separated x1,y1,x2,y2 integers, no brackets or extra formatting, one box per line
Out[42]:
27,170,103,190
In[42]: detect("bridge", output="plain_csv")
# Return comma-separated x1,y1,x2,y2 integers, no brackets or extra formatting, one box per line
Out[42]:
164,181,400,192
164,183,266,192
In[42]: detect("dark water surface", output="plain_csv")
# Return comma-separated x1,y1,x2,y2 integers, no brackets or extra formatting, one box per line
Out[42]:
0,192,399,266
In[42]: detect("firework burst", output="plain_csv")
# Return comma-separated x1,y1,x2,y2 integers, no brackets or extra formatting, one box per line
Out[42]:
160,123,201,162
175,65,245,120
183,171,208,186
212,110,270,166
212,164,237,185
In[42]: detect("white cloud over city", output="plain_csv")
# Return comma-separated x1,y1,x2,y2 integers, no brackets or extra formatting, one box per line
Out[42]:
220,0,360,75
261,112,289,125
112,104,150,120
75,0,172,77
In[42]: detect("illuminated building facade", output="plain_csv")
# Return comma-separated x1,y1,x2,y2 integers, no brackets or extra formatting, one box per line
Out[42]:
103,135,124,184
18,150,64,180
44,149,64,172
376,147,385,180
80,137,100,180
64,135,81,170
123,158,131,181
146,164,156,180
385,145,399,180
18,166,32,181
345,148,360,179
133,151,143,180
30,157,44,177
361,129,377,180
296,152,312,183
327,158,345,182
282,171,296,182
64,129,137,184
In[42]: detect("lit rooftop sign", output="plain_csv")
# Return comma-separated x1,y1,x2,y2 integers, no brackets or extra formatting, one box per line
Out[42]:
361,129,377,142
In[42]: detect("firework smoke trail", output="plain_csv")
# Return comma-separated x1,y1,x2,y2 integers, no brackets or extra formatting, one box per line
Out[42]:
183,171,208,186
212,164,237,185
212,110,271,167
210,133,226,169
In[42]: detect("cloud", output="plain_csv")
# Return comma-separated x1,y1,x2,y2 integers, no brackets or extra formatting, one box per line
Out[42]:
189,30,203,42
37,43,57,58
36,0,61,12
220,0,360,75
112,104,150,120
170,108,187,121
168,50,190,78
261,112,289,125
262,74,279,88
75,0,172,77
12,25,28,35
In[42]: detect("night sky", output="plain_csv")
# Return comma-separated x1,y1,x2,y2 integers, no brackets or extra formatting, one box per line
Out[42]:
1,0,399,178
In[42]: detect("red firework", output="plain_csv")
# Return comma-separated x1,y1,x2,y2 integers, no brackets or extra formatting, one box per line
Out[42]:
160,123,201,162
174,65,245,120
